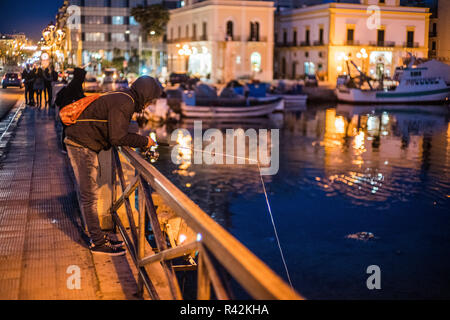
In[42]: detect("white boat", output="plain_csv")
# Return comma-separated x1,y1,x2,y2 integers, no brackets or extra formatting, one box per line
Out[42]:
268,93,308,109
180,97,283,118
336,60,450,104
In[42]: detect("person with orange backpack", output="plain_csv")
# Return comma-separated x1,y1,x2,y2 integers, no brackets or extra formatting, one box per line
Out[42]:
63,76,161,256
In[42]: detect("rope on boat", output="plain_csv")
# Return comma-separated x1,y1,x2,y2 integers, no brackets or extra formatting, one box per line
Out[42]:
172,144,294,290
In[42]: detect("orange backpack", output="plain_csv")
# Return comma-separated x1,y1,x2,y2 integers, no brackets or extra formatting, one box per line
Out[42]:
59,94,102,126
59,92,135,126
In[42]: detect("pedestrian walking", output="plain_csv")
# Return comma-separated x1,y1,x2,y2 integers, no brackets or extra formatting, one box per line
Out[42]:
21,64,34,105
44,65,57,107
63,76,161,256
33,67,45,107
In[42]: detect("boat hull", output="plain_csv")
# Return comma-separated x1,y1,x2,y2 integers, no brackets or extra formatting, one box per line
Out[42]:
268,94,308,110
180,98,283,118
336,86,450,104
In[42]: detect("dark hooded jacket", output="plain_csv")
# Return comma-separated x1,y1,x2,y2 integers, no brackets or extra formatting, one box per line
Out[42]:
65,76,162,153
55,68,86,108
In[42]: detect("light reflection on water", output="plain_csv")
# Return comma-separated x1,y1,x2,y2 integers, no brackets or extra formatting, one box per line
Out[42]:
145,103,450,299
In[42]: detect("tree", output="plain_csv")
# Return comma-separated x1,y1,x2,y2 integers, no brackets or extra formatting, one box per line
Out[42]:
131,4,170,39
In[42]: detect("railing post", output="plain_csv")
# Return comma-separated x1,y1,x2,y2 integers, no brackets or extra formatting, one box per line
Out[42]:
137,176,146,298
197,248,211,300
111,149,117,233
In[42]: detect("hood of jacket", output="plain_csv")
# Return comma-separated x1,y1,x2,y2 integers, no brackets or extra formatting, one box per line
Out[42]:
129,76,162,112
72,68,87,85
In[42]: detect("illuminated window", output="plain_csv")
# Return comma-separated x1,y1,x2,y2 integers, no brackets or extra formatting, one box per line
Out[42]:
111,33,125,42
85,16,104,24
85,32,105,42
112,16,124,25
129,16,139,26
251,52,261,72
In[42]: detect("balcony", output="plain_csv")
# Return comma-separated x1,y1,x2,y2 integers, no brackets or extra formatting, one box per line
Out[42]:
248,36,267,42
276,41,294,47
225,35,242,41
313,40,325,46
369,41,396,47
300,41,310,47
166,35,208,43
403,41,419,48
429,31,437,37
345,40,360,46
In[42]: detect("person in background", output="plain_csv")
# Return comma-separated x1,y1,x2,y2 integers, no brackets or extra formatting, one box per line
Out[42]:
22,64,34,105
33,67,45,108
55,67,87,153
64,76,161,256
44,65,57,107
22,64,31,105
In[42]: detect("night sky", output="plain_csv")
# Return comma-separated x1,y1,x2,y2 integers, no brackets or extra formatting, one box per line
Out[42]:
0,0,62,41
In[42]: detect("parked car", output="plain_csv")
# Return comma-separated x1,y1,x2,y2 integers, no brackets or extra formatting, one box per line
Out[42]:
114,78,129,90
304,74,318,87
169,73,190,86
84,77,101,92
2,72,23,89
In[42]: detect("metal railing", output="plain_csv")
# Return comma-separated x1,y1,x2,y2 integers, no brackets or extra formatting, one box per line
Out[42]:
403,41,420,48
109,146,302,300
345,40,360,46
369,40,396,47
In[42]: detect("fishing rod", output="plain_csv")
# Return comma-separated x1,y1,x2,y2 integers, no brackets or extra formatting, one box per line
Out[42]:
144,137,294,290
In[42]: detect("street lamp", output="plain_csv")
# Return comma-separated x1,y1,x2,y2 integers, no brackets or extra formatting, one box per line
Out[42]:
356,48,368,73
178,44,192,72
41,22,66,70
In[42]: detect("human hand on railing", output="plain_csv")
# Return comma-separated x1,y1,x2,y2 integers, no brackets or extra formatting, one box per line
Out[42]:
146,136,157,149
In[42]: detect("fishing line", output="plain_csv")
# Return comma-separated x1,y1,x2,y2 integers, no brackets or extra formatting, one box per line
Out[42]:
158,142,294,289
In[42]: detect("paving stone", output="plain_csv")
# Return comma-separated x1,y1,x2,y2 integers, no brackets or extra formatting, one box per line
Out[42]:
0,106,142,300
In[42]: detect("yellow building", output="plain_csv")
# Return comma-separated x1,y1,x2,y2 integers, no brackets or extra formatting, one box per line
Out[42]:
275,0,430,84
435,0,450,62
167,0,275,83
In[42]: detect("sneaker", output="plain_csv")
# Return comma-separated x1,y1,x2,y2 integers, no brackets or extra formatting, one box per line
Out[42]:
104,234,124,248
90,242,126,256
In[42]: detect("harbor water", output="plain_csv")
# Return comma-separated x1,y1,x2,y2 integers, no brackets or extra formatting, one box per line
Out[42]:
149,103,450,299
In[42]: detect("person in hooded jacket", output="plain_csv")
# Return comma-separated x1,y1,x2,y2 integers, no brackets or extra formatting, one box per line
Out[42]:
65,76,161,256
55,67,87,153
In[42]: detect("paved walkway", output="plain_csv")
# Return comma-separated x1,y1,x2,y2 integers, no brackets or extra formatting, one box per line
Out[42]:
0,104,141,299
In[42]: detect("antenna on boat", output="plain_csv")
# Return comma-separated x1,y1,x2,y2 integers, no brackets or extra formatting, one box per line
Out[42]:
349,60,374,90
406,52,415,68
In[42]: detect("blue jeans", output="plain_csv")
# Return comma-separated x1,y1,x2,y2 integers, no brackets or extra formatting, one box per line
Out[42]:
66,144,105,246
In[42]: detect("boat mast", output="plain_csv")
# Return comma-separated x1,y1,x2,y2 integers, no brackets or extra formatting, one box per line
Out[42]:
349,60,373,90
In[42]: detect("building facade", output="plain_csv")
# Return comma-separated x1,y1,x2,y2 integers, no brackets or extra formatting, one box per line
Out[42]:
67,0,178,74
166,0,275,83
434,0,450,62
275,0,430,84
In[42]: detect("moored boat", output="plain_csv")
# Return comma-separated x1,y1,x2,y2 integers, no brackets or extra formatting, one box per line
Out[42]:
180,96,283,118
336,59,450,104
268,93,308,109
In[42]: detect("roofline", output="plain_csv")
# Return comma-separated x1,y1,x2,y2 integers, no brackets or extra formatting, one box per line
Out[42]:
170,0,275,14
277,2,430,17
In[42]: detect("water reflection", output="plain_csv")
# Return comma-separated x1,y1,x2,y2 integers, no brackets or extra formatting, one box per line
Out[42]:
144,103,449,218
140,103,450,298
283,104,449,207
